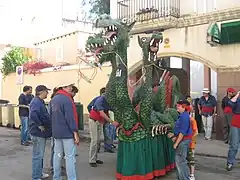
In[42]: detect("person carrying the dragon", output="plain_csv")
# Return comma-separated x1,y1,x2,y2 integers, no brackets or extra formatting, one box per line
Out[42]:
168,100,192,180
88,87,119,167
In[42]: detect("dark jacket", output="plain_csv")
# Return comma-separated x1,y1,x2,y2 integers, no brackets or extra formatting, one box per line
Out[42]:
198,95,217,116
29,97,52,138
222,96,233,113
229,98,240,114
18,93,29,117
50,94,78,139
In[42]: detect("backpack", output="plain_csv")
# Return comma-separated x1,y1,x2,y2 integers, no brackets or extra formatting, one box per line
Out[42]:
87,96,100,113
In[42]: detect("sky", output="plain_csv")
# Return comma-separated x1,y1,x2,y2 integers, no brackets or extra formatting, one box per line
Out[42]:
0,0,87,46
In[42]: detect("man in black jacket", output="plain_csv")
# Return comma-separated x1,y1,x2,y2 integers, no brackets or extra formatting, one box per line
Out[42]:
222,88,236,144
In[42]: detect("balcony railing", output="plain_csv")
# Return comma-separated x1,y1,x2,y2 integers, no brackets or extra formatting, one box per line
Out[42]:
117,0,180,22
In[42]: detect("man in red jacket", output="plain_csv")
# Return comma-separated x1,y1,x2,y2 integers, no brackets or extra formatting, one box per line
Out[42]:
221,88,236,144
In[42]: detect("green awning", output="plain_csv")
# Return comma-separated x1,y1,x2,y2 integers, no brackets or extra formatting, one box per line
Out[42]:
221,21,240,44
207,22,221,43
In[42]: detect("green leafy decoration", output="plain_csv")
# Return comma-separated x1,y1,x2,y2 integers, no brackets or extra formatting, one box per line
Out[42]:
1,47,29,77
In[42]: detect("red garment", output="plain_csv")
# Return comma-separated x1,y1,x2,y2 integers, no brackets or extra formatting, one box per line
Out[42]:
56,90,78,127
201,106,214,113
89,109,105,124
231,114,240,128
224,106,233,113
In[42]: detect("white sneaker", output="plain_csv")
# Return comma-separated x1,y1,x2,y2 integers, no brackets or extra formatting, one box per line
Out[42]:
41,173,49,179
190,175,195,180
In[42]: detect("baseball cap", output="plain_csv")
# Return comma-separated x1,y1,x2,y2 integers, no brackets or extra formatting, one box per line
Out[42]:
176,100,190,106
227,88,236,93
35,85,51,92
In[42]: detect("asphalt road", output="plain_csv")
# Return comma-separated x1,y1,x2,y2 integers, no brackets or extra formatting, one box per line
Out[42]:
0,128,239,180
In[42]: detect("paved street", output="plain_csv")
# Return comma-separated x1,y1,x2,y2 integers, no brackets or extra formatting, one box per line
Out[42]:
0,127,239,180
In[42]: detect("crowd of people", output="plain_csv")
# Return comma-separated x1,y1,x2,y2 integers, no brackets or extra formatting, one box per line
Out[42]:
18,83,80,180
17,84,240,180
18,84,118,180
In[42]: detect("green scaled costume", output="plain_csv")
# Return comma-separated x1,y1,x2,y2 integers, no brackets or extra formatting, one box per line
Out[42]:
85,14,181,180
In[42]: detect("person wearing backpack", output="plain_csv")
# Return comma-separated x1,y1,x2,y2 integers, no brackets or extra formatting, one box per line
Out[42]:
88,87,118,167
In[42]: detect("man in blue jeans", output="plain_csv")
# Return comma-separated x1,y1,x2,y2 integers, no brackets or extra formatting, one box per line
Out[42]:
50,83,79,180
29,85,52,180
226,91,240,171
18,85,33,146
170,100,192,180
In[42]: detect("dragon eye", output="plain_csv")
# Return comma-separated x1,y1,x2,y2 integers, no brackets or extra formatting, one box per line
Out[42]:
141,37,147,42
121,18,127,24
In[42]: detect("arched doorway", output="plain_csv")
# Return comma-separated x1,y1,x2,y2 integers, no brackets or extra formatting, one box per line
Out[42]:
128,52,221,138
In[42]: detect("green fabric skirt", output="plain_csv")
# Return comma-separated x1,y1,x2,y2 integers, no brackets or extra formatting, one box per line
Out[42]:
116,135,175,180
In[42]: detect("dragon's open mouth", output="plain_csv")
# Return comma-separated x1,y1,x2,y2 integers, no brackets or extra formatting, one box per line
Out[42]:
102,25,118,45
86,43,104,59
149,38,161,53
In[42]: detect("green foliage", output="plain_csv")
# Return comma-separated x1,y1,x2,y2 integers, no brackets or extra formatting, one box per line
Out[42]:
1,47,29,77
83,0,110,20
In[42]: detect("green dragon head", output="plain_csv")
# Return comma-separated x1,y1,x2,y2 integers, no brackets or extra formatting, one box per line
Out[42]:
138,31,163,62
85,33,116,65
94,14,135,51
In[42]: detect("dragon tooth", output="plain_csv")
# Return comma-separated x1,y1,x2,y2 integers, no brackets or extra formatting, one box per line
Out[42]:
104,42,106,45
150,39,154,46
91,44,94,47
112,25,115,30
95,44,98,47
111,41,114,45
109,26,111,30
113,38,116,42
152,126,155,137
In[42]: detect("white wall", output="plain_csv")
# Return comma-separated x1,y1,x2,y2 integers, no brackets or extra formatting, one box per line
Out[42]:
174,0,239,16
215,0,240,11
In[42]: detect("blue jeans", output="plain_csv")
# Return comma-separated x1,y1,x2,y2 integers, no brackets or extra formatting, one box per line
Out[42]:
227,126,240,165
53,138,77,180
20,116,29,144
103,123,114,150
32,136,46,180
175,139,190,180
50,138,54,168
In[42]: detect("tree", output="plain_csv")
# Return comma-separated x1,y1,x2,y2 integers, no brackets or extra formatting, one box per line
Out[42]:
82,0,110,20
1,47,29,77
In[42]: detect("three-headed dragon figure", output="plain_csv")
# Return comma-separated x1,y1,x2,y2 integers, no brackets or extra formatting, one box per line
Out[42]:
85,14,181,180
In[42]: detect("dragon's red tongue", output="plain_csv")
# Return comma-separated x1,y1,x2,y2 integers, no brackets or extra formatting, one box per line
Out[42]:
106,31,117,38
95,47,103,54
